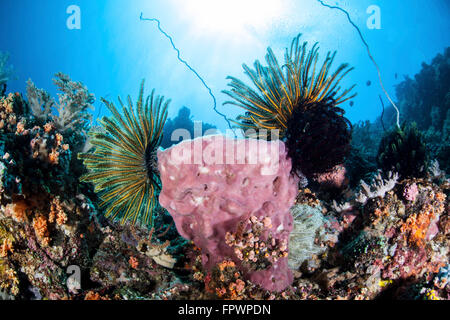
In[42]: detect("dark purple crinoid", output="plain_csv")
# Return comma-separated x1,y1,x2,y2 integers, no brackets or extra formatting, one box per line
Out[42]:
284,100,352,178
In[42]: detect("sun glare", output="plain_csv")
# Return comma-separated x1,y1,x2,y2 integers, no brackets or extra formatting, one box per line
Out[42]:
176,0,287,36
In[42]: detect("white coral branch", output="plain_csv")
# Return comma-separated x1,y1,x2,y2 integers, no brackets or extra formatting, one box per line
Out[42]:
355,171,399,205
52,72,94,131
26,79,55,120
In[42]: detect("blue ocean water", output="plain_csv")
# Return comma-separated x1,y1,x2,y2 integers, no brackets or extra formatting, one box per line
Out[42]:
1,0,449,130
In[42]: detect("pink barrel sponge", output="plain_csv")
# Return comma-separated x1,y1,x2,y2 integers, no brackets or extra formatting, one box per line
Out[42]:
157,135,299,292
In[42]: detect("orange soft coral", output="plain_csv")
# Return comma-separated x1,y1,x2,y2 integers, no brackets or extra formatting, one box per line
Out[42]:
32,214,50,246
84,291,111,300
401,208,435,247
55,133,63,146
48,148,60,165
129,256,139,269
49,198,67,225
0,238,14,258
400,190,446,247
206,259,248,300
43,122,54,133
7,200,30,223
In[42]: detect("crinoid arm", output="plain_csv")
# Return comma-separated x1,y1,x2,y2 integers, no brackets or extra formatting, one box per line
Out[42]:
222,34,356,138
78,80,169,227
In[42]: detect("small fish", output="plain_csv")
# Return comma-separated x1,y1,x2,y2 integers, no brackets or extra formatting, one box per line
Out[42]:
349,101,354,107
395,73,398,79
366,80,371,86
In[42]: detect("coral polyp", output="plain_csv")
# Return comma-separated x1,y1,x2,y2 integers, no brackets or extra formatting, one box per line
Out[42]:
78,81,169,227
223,34,356,137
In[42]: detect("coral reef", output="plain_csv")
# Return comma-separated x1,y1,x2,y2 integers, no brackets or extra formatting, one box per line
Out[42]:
26,73,95,155
204,259,247,300
51,73,95,134
26,80,54,122
0,91,79,198
88,224,181,299
282,175,449,300
0,193,103,299
157,135,298,291
393,48,449,133
0,44,448,301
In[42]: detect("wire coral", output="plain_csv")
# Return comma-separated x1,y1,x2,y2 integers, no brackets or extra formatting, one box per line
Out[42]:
78,80,169,227
140,13,233,131
223,34,355,177
316,0,401,128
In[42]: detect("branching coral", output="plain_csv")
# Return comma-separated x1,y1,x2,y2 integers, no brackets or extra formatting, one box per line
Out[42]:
0,92,73,197
78,80,169,227
355,171,399,205
26,73,95,134
26,79,54,121
52,72,95,132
